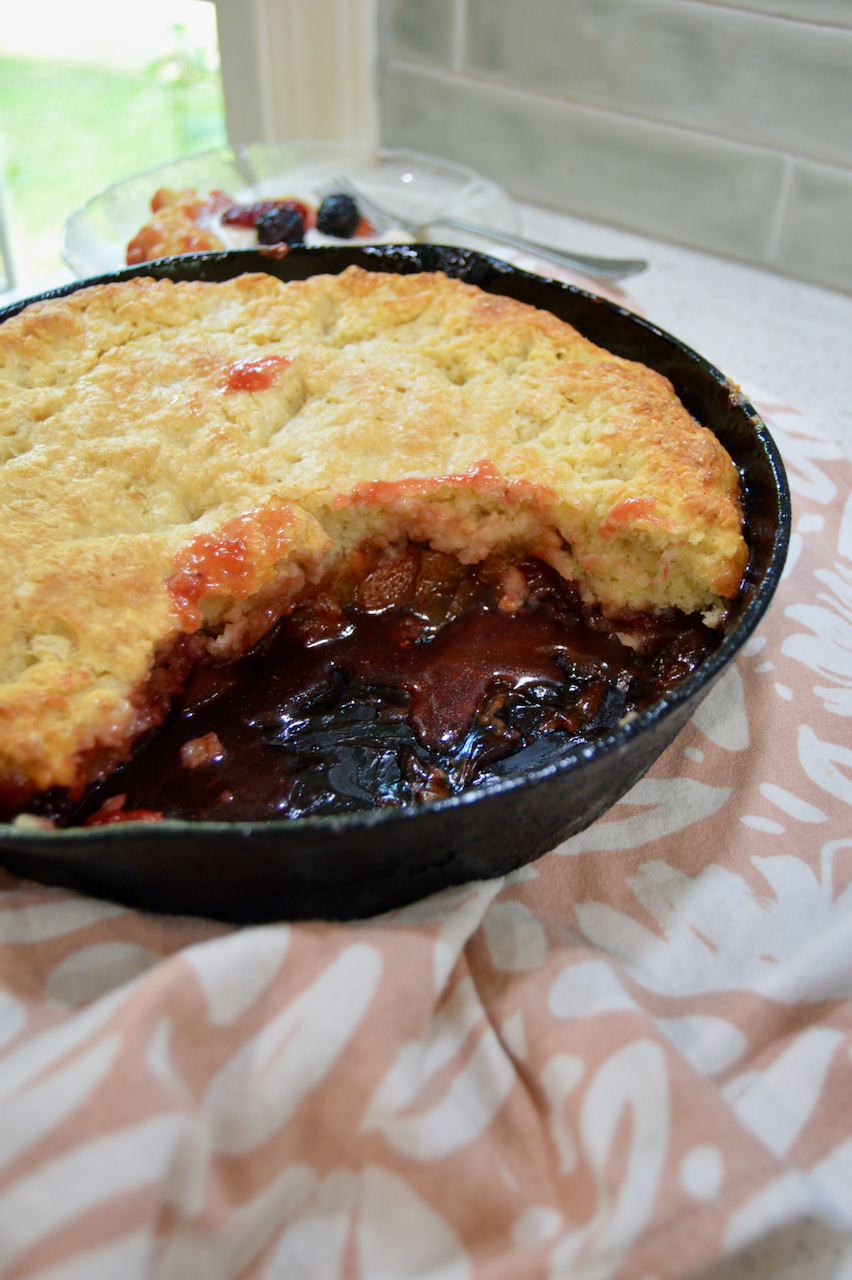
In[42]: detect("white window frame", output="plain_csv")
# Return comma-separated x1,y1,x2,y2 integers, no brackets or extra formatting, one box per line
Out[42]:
211,0,379,147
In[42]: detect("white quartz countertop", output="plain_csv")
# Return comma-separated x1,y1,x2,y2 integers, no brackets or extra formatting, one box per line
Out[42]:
519,203,852,462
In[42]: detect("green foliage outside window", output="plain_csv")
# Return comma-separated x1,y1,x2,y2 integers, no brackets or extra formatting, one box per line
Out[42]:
0,21,226,287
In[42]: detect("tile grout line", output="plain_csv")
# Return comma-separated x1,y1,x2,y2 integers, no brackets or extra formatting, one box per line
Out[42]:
674,0,852,34
451,0,467,74
766,155,795,266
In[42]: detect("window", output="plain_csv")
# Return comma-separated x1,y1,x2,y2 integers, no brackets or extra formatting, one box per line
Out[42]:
0,0,226,291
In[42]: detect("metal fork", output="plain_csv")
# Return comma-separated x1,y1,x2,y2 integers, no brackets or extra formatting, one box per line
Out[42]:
333,178,647,282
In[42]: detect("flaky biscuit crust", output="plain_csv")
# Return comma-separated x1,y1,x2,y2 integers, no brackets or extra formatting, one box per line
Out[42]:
0,267,747,799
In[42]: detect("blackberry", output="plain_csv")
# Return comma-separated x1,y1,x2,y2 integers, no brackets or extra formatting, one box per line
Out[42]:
256,206,305,245
316,193,360,239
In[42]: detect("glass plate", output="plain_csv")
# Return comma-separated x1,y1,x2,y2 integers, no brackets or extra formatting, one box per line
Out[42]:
60,142,520,278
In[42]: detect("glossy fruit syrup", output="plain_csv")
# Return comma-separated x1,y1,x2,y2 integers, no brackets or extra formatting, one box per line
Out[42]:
35,545,722,826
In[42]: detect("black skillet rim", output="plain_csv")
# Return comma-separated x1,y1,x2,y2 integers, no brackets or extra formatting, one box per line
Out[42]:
0,243,791,844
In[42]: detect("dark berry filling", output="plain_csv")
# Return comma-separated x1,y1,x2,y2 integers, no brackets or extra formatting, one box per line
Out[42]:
21,546,721,827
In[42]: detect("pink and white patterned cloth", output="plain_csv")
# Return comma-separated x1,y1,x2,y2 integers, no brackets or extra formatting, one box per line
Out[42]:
0,393,851,1280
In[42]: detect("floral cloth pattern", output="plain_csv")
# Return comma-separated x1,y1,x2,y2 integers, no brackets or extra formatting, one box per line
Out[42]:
0,396,851,1280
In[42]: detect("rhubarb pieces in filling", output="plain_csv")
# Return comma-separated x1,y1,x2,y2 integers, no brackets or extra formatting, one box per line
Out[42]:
27,543,723,827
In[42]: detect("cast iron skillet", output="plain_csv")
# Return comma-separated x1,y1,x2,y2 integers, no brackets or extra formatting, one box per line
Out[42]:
0,245,790,922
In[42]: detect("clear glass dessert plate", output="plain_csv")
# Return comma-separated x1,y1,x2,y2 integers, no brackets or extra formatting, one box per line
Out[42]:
60,142,521,278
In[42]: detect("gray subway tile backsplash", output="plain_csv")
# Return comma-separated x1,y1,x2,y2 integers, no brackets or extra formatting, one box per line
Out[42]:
383,67,786,261
380,0,456,69
776,160,852,294
378,0,852,292
465,0,852,169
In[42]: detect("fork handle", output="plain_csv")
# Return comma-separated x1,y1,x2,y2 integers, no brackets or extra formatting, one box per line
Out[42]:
425,218,647,281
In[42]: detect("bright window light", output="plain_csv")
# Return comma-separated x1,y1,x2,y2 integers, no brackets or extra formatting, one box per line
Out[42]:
0,0,226,290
